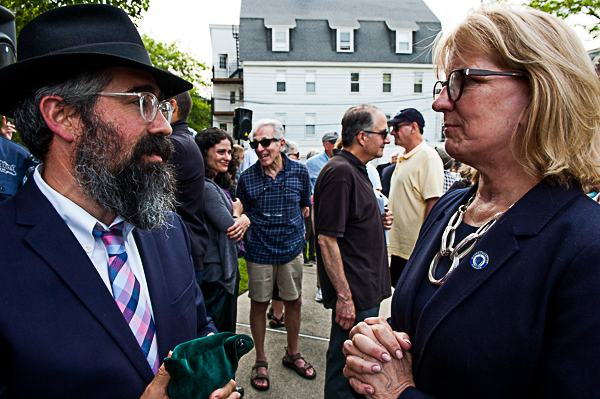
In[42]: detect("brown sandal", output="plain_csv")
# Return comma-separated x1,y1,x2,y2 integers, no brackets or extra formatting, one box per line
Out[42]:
282,347,316,380
250,361,270,391
269,313,285,329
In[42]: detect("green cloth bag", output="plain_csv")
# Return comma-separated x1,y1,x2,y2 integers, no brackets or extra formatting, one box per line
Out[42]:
164,332,254,399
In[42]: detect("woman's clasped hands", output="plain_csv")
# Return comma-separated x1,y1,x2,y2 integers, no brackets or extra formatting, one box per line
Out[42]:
343,317,415,399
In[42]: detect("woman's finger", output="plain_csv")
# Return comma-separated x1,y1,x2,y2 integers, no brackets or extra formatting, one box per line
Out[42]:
344,367,375,395
352,333,393,363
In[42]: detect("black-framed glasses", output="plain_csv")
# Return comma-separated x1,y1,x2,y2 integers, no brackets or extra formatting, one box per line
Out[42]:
249,138,280,150
433,69,526,103
362,129,388,140
389,123,412,132
98,92,174,123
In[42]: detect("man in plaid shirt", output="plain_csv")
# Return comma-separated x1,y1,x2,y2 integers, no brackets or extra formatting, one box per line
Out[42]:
236,119,314,391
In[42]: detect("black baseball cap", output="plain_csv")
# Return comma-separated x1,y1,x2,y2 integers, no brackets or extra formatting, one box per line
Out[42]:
387,108,425,128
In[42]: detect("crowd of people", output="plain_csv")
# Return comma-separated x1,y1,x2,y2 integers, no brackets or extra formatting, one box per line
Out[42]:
1,3,600,399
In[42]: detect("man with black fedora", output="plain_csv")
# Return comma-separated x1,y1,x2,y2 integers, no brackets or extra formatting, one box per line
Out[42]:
386,108,444,287
0,4,239,399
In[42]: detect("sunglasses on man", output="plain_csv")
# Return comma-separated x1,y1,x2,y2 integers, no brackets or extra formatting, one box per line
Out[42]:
249,138,281,150
362,129,389,139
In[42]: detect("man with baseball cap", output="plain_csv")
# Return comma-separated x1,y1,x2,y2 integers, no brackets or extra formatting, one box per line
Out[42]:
0,5,239,399
305,130,339,300
387,108,443,287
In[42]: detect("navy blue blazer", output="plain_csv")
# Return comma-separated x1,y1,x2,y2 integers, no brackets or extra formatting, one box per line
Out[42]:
392,181,600,398
0,179,217,398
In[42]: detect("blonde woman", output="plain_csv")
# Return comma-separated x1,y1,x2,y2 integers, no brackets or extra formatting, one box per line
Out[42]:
344,6,600,398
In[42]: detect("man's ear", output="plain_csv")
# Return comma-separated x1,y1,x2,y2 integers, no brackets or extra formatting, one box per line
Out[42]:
168,99,178,120
357,131,366,147
39,95,79,142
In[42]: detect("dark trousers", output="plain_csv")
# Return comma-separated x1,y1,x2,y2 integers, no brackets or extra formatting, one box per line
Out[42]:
390,255,408,288
304,205,316,261
200,276,239,333
325,305,380,399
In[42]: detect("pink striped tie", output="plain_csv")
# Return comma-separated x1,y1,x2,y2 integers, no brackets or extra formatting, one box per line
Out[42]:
94,223,159,374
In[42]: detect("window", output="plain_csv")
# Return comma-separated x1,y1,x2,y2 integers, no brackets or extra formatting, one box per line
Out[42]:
219,54,227,69
383,73,391,93
337,29,354,52
229,91,236,104
305,114,316,135
272,28,289,52
275,113,286,132
276,70,286,92
351,72,359,92
219,123,228,131
396,30,412,54
239,87,244,101
305,71,316,93
414,72,423,93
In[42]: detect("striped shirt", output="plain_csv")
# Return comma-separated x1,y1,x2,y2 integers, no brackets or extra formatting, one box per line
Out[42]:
237,153,311,264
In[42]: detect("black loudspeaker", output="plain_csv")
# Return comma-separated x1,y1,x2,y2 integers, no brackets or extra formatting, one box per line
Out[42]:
0,6,15,69
233,107,252,141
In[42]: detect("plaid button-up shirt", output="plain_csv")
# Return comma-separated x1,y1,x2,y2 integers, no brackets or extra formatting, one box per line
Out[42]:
237,153,311,264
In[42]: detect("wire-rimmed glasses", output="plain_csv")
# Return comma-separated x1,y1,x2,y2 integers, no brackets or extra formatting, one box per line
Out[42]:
98,92,174,123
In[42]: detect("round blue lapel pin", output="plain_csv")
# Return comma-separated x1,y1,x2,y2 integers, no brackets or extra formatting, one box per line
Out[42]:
470,251,489,270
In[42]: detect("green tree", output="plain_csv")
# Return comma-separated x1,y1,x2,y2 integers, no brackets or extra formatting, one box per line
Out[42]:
526,0,600,37
4,0,150,34
142,34,212,132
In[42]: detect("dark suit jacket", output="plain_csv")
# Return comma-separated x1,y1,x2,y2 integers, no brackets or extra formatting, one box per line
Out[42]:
392,181,600,399
168,119,209,271
0,179,217,399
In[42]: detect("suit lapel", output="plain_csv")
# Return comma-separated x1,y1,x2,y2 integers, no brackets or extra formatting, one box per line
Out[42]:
393,188,472,339
17,180,156,383
134,229,173,361
406,181,582,375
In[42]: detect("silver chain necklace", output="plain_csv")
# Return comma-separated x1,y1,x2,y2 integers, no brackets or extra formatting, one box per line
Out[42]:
428,194,509,286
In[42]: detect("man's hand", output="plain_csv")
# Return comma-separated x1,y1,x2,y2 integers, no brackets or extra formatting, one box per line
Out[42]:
141,352,240,399
140,363,171,399
301,206,310,218
1,116,16,140
335,295,356,330
381,207,393,230
209,379,240,399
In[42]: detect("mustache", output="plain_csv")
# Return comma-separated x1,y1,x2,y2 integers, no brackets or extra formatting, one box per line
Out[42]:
131,134,173,162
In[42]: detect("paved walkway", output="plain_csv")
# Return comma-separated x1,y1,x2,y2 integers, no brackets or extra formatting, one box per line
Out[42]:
235,263,392,399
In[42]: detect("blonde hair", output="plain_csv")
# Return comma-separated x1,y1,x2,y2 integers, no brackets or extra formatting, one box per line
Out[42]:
433,5,600,187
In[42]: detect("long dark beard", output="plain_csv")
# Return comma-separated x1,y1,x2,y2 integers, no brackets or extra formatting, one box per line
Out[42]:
73,120,177,230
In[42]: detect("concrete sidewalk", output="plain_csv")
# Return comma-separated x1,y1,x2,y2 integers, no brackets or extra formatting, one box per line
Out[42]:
235,263,392,399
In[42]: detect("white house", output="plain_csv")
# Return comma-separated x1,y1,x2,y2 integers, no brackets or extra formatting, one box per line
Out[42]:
238,0,443,162
210,24,244,134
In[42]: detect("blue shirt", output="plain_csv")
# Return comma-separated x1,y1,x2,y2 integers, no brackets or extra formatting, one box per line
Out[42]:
305,151,330,194
0,137,36,203
237,153,311,264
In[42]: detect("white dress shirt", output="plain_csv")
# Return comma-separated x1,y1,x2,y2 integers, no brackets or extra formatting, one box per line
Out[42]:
34,167,154,316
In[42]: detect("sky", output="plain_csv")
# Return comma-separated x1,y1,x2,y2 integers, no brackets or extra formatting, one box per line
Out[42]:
137,0,600,82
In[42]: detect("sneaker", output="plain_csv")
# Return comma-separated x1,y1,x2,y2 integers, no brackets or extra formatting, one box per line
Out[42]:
315,288,323,303
304,258,314,266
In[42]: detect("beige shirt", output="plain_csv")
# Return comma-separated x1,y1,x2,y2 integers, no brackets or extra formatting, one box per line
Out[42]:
388,141,444,259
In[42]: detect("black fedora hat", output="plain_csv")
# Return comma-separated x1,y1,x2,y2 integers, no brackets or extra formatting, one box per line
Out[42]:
0,4,192,116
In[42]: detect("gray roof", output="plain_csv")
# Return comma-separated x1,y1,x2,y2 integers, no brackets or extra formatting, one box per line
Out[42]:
239,0,441,64
241,0,440,27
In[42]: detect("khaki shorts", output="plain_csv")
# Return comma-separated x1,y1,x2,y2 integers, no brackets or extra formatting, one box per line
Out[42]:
247,253,303,302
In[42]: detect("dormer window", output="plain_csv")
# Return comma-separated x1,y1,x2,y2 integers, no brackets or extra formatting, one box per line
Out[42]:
272,28,289,52
337,29,354,52
396,30,412,54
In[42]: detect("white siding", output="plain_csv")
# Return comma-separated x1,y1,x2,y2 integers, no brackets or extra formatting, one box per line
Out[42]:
210,25,240,79
242,63,442,161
